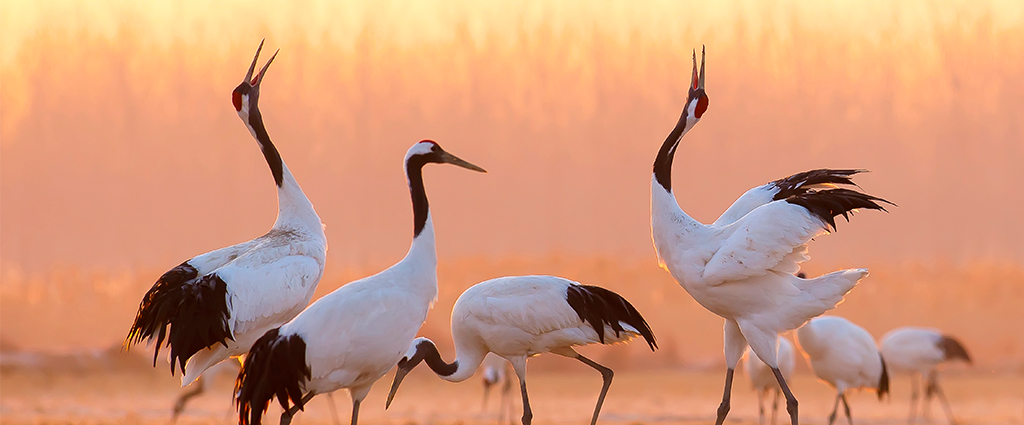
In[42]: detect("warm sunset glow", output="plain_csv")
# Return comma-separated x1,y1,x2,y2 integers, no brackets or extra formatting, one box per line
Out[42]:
1,0,1022,368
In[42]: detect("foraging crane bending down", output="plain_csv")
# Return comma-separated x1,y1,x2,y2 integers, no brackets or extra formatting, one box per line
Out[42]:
648,47,892,425
796,316,889,425
125,40,327,387
880,327,971,425
744,337,797,425
234,140,486,425
386,275,658,425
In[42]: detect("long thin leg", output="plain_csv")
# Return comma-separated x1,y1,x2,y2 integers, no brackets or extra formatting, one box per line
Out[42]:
927,374,958,425
324,393,341,425
923,372,935,421
714,369,735,425
757,389,766,425
909,373,920,425
770,388,780,425
350,399,361,425
518,376,532,425
279,392,316,425
171,375,206,423
772,367,798,425
841,394,853,425
828,392,842,425
482,382,493,411
508,357,532,425
577,355,614,425
501,370,514,425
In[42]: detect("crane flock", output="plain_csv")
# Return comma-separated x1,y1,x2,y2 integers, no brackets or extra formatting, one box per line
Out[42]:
120,40,980,425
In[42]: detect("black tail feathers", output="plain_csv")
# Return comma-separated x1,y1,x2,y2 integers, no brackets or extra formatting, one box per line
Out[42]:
124,262,232,375
235,328,311,425
771,169,866,200
566,284,658,351
938,335,972,363
877,353,890,401
785,188,894,231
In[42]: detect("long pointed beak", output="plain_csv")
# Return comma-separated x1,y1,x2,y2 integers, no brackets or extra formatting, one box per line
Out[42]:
440,151,487,173
252,49,279,86
690,49,699,90
243,39,278,87
699,45,706,89
385,367,411,409
244,39,264,84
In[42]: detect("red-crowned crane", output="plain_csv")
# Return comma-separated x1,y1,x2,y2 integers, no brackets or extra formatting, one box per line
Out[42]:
385,275,657,425
234,140,485,425
649,47,892,425
796,316,890,425
880,327,971,425
125,40,327,389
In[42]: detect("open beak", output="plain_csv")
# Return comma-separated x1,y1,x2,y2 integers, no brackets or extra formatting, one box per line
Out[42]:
690,46,706,90
244,39,279,87
385,366,411,409
439,151,487,173
699,45,706,89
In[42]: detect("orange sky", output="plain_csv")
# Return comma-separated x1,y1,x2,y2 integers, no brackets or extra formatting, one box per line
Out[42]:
2,0,1024,277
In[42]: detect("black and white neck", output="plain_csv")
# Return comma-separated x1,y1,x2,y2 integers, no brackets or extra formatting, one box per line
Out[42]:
400,337,485,383
652,47,709,194
401,141,441,266
232,41,321,234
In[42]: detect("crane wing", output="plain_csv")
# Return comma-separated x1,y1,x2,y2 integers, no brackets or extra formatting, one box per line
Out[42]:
713,169,865,226
223,255,323,338
702,201,826,286
712,184,778,226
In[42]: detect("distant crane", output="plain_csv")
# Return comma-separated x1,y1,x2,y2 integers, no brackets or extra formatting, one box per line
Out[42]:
125,40,327,389
648,47,892,425
796,316,889,425
744,337,797,425
879,327,971,424
480,353,514,422
234,140,486,425
385,275,658,425
170,358,341,425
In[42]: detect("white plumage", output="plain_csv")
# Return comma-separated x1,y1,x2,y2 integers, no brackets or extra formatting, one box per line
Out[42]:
880,327,971,425
744,337,796,425
125,40,327,387
386,275,657,425
796,316,889,425
649,47,891,425
234,140,485,425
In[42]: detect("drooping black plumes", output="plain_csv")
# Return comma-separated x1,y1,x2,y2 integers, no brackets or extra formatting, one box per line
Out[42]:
565,284,657,350
235,328,311,425
877,354,890,400
938,335,972,363
785,188,894,231
124,262,232,374
770,169,865,200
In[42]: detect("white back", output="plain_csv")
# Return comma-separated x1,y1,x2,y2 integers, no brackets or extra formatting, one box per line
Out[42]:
797,316,883,393
879,327,945,373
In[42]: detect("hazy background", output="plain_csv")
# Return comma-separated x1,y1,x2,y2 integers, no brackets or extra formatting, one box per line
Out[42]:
2,1,1023,369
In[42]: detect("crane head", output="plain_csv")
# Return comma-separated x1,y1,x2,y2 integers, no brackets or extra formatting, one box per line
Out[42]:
686,46,709,123
405,140,487,173
232,39,278,122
